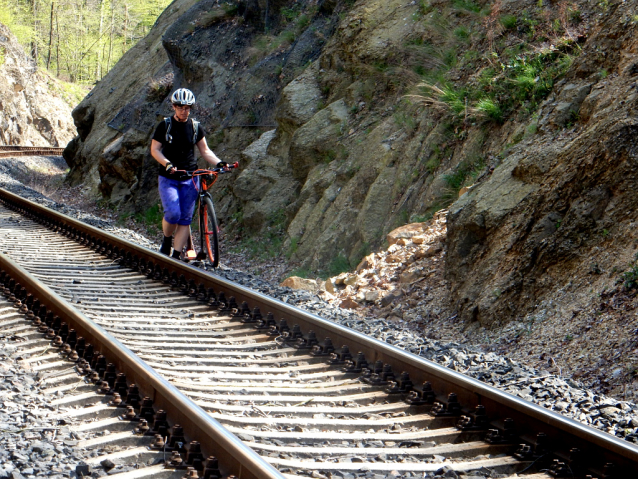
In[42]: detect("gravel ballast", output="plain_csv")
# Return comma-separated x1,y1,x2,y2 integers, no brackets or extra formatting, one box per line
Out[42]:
1,156,637,478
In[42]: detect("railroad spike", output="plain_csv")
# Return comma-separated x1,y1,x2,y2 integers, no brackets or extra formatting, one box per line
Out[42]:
186,441,205,468
196,284,207,301
151,434,166,449
329,345,353,365
203,456,221,479
215,291,227,310
134,419,150,435
241,306,260,323
168,424,186,450
361,359,384,379
431,393,462,417
269,318,290,336
169,450,184,467
237,301,251,320
152,410,170,435
363,362,394,385
407,381,437,406
295,329,319,349
255,312,276,330
182,467,199,478
96,381,111,394
187,279,197,296
385,371,414,394
343,351,368,374
282,324,304,342
122,406,137,421
207,289,219,307
139,397,155,425
127,384,141,409
109,392,123,407
547,458,571,477
231,299,248,318
485,417,516,444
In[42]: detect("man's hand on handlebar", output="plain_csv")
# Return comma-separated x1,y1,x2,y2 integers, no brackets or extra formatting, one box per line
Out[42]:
217,161,229,169
165,162,177,174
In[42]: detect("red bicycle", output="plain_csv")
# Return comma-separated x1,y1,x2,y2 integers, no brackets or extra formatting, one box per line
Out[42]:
177,162,238,268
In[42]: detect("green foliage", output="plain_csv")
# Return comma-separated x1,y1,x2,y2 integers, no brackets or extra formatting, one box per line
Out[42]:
232,208,288,260
474,97,502,122
453,26,470,40
621,255,638,290
286,236,300,259
281,5,302,22
134,204,163,226
452,0,481,13
0,46,5,67
443,153,485,192
500,14,517,29
0,0,172,84
147,79,172,102
289,266,310,278
325,254,351,278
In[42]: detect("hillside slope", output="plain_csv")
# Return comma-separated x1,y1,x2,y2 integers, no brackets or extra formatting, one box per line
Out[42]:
0,23,75,146
62,0,638,387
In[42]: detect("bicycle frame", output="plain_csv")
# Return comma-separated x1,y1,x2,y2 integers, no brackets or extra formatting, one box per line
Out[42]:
174,162,239,265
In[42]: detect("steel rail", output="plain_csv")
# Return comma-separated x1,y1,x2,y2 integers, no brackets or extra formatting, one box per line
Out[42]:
0,145,65,158
0,251,285,479
1,185,638,475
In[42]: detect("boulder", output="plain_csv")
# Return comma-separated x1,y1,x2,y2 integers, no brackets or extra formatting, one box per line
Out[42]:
387,223,427,245
289,99,350,181
339,297,360,309
280,276,319,292
276,65,323,134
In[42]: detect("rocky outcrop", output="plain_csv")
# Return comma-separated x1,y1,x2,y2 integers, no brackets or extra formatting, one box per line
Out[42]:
62,0,638,337
64,0,339,209
0,23,75,146
445,1,638,326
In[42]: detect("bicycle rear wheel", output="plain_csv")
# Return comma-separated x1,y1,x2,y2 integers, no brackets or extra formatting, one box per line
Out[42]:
199,195,220,268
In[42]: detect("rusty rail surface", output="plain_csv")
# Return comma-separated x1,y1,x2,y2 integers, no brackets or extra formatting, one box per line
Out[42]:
1,185,637,477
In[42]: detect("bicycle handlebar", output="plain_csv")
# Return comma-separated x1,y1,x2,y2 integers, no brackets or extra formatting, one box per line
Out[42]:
176,161,239,176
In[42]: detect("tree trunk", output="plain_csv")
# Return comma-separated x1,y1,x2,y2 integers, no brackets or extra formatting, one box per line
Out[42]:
107,0,115,72
31,0,38,62
46,2,54,69
96,0,105,79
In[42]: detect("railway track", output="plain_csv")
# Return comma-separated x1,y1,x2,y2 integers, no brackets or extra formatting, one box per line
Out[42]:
0,145,65,158
0,184,637,479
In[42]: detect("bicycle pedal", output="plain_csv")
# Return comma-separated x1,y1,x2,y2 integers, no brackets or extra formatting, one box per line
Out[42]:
185,250,197,260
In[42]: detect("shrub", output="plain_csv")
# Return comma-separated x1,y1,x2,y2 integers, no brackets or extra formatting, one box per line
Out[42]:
474,98,503,122
500,14,517,29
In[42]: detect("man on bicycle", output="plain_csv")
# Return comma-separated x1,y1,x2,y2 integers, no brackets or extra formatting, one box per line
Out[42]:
150,88,227,260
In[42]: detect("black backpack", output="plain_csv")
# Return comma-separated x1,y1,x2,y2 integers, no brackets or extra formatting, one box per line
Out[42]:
164,117,199,145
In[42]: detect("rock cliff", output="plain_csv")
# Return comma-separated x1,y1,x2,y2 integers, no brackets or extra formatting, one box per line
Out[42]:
63,0,638,333
0,23,75,146
446,1,638,326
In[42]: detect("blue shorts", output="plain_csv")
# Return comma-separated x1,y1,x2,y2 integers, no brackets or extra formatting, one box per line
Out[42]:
158,176,199,226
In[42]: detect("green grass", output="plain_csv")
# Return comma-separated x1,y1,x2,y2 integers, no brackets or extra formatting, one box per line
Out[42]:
474,97,503,122
452,0,481,13
231,208,288,260
500,14,517,29
622,255,638,290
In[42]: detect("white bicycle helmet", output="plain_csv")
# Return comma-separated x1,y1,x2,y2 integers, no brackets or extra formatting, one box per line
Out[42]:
171,88,196,106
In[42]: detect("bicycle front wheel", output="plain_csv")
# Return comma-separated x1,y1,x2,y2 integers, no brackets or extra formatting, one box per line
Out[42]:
200,195,220,268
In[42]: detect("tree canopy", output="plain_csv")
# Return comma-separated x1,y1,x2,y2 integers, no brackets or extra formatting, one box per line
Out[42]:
0,0,172,83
